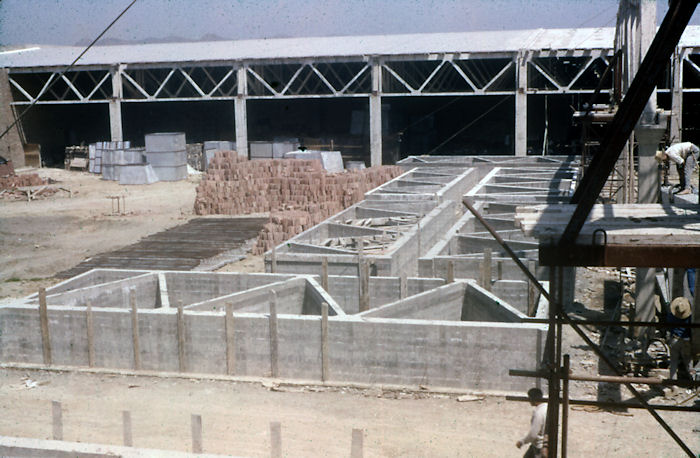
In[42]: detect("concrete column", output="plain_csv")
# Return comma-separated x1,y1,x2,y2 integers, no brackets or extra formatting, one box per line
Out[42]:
670,48,684,143
109,65,123,142
0,68,25,167
369,61,382,167
235,66,249,159
635,126,665,205
515,50,527,156
634,125,665,339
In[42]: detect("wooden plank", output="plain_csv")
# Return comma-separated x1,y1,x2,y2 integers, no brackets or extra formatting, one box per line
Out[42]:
225,303,235,375
130,291,141,370
269,290,279,378
321,302,329,382
38,288,51,365
177,304,186,372
86,301,95,367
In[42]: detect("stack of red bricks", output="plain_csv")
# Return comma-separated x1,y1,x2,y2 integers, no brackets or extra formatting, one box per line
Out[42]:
194,151,403,254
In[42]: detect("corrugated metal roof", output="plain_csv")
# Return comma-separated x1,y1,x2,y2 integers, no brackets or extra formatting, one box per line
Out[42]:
2,26,699,69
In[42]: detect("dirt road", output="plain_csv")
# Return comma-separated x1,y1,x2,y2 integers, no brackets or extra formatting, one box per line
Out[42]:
0,368,696,457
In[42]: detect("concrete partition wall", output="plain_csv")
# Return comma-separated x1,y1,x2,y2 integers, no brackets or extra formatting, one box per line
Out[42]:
0,267,548,392
325,276,444,314
28,273,159,308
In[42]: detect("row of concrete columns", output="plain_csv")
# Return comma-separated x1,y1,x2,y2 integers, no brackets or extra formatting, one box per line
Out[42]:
105,53,685,164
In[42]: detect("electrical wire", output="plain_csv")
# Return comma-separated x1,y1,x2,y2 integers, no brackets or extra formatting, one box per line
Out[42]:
0,0,139,142
424,95,511,155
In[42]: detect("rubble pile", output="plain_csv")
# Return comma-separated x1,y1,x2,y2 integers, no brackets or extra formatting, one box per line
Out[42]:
194,151,402,254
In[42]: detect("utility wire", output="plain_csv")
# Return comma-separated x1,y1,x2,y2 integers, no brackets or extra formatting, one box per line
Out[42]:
0,0,139,142
424,95,511,155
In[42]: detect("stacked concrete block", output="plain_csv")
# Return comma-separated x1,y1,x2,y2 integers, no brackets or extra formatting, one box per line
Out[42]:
194,151,402,253
145,132,188,181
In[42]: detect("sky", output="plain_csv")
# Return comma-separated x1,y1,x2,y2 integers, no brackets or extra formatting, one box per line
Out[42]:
1,0,699,46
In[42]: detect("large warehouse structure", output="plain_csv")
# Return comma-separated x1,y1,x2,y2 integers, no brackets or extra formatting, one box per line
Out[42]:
2,26,700,166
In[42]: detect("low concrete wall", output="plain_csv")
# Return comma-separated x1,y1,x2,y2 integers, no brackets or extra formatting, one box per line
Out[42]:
0,299,544,392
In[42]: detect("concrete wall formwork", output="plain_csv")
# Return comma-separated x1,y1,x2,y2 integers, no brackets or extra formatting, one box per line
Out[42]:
0,269,546,393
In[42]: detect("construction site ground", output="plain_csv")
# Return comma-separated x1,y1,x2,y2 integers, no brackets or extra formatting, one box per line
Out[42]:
0,168,697,456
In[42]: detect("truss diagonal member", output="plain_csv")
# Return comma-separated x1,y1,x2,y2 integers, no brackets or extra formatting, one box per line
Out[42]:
200,67,219,88
482,60,514,91
35,73,57,102
281,64,306,95
60,73,85,100
417,60,448,92
683,55,700,76
310,64,339,94
449,61,478,92
247,67,279,96
179,68,206,97
565,56,597,90
208,68,235,96
121,71,152,99
85,72,111,100
8,77,35,102
382,64,415,93
530,60,564,90
340,64,370,94
153,68,176,98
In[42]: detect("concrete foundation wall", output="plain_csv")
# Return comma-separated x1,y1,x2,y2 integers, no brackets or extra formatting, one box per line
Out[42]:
0,299,544,391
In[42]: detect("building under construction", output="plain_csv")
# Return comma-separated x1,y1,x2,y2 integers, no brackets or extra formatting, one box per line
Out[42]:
0,1,699,457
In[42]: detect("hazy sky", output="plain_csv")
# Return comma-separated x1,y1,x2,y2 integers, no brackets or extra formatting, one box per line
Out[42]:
1,0,698,46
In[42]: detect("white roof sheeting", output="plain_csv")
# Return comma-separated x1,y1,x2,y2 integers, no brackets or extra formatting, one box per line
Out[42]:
2,26,700,69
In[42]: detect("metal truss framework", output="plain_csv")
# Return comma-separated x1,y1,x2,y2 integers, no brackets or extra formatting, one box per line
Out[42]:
12,47,700,105
6,45,700,164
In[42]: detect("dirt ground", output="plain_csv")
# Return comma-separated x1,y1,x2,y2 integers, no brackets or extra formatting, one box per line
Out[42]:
0,167,202,299
0,368,696,457
0,168,698,456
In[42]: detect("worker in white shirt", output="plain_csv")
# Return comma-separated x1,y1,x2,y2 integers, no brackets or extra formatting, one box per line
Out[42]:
655,142,699,195
516,388,548,458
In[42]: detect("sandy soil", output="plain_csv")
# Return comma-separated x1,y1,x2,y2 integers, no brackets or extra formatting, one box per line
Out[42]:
0,368,696,457
0,167,201,298
1,168,698,456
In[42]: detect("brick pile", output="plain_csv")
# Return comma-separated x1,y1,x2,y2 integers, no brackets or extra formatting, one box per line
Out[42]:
0,173,51,200
194,151,403,254
0,173,46,189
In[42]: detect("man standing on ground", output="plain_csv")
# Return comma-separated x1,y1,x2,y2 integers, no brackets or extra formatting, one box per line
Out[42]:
516,387,548,457
667,297,693,381
655,142,699,195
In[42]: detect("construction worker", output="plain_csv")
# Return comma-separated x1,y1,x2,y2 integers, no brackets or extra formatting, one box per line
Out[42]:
516,388,548,457
667,297,692,381
655,142,699,195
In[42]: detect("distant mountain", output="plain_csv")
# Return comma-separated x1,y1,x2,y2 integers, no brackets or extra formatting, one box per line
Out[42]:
74,33,229,46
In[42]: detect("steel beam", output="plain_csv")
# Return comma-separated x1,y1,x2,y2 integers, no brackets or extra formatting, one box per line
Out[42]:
539,243,700,267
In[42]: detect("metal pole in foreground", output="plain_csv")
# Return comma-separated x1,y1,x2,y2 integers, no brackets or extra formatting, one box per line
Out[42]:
463,198,696,457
